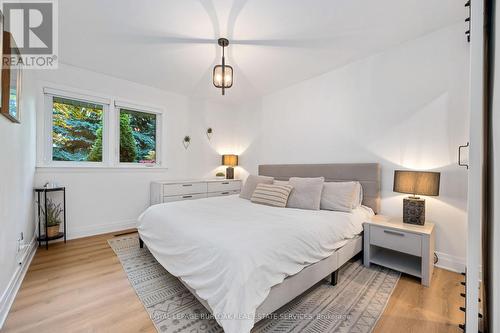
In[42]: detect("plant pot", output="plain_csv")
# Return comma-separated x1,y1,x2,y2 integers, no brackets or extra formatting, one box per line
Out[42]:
47,225,60,238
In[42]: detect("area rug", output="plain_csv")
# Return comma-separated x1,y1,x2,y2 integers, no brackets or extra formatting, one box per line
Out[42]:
108,235,400,333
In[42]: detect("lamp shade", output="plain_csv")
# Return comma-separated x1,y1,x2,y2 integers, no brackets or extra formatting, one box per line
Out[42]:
393,170,440,196
213,65,233,88
221,154,238,167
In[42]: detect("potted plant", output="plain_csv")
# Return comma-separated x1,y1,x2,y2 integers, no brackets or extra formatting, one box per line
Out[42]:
41,198,63,238
215,172,225,179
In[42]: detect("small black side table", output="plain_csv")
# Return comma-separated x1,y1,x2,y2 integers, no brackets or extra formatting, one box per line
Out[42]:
35,187,67,249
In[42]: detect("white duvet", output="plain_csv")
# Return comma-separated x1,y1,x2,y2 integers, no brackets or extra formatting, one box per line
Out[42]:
137,195,373,333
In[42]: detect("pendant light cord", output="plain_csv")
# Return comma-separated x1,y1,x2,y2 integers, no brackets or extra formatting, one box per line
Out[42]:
221,45,225,95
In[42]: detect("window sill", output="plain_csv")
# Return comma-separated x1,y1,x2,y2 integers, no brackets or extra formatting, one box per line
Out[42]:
36,164,169,172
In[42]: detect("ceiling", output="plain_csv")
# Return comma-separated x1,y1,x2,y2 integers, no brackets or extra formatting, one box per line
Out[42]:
59,0,463,103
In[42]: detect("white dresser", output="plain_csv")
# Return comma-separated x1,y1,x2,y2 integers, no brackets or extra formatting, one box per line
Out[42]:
150,179,242,205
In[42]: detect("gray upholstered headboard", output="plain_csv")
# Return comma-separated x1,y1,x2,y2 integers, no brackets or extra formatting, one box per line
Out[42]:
258,163,381,214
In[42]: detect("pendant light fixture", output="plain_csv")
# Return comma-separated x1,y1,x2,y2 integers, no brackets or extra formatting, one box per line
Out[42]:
213,38,233,95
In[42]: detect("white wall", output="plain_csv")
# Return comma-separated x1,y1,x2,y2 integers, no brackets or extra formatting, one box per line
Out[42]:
0,70,37,325
237,24,470,271
185,99,262,180
33,64,193,238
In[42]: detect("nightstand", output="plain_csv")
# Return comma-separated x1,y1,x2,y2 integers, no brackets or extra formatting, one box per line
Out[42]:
363,215,435,287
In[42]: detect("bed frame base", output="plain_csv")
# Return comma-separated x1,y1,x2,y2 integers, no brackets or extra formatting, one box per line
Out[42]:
331,270,338,286
176,235,362,323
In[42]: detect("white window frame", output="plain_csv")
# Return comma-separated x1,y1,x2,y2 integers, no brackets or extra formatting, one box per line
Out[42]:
114,100,163,168
43,90,111,168
39,87,166,169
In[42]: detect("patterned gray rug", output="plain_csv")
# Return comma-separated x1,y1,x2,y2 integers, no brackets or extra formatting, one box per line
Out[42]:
108,235,400,333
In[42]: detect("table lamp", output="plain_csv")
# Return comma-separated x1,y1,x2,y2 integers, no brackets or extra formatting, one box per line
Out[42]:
393,170,440,225
221,154,238,179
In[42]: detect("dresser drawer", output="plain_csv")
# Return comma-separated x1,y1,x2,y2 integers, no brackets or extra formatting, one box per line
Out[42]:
370,225,421,257
163,182,207,196
207,190,240,198
207,181,241,193
163,193,207,203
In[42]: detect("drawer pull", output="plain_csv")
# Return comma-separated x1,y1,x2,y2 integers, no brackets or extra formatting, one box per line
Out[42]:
182,184,193,187
221,192,229,195
182,195,193,198
383,230,405,237
222,182,229,185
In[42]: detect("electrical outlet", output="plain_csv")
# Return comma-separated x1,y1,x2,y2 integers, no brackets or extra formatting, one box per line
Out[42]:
16,232,25,254
16,232,32,265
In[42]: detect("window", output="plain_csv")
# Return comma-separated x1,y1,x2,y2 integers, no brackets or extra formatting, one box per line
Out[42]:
119,109,157,164
41,87,163,168
52,97,105,162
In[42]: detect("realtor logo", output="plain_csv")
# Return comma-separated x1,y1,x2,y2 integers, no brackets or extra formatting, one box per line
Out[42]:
2,0,58,68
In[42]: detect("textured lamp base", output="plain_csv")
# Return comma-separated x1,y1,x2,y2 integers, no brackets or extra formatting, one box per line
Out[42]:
403,197,426,225
226,167,234,179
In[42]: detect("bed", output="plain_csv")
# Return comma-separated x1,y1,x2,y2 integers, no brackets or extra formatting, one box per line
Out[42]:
137,163,381,333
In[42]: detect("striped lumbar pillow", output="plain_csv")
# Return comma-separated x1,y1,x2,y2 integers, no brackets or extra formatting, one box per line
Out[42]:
251,183,293,207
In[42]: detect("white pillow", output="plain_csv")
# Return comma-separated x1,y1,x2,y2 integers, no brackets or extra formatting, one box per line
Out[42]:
240,175,274,200
287,177,325,210
353,181,363,207
320,181,362,212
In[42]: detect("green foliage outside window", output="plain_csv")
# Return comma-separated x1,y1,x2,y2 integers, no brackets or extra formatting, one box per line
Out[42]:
52,97,103,162
87,127,103,162
119,112,138,162
120,109,156,163
52,98,157,164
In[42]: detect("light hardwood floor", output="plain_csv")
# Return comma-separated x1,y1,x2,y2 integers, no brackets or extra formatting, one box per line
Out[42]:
3,231,464,333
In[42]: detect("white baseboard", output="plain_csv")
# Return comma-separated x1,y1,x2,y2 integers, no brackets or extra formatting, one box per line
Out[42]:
67,219,137,240
0,236,37,329
435,251,466,273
